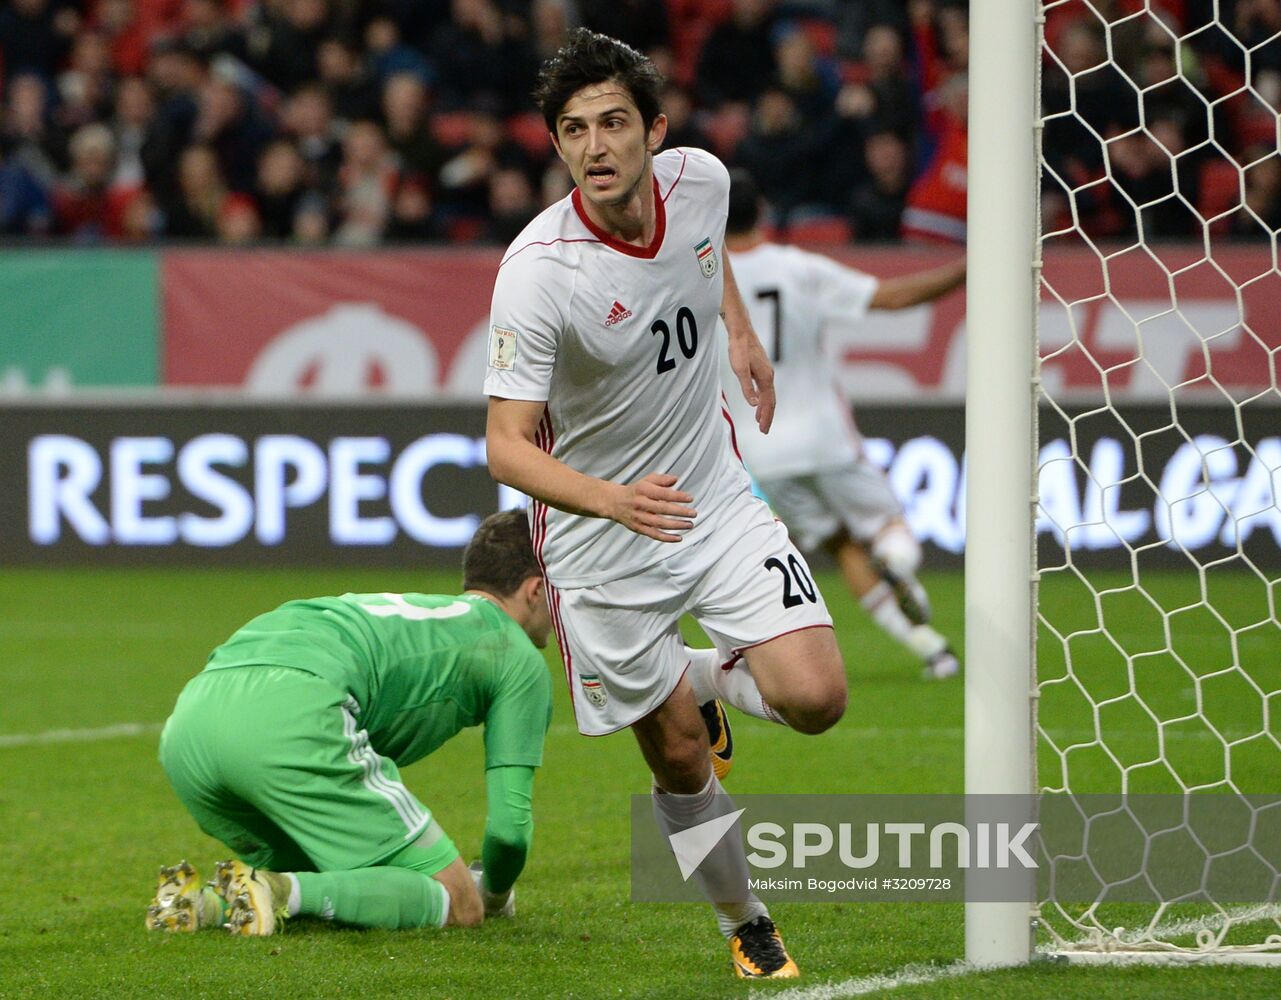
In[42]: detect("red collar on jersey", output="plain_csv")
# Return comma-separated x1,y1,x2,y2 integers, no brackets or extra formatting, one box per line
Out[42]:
571,176,666,259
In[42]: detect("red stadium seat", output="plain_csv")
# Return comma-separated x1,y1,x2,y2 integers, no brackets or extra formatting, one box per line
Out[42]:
506,112,552,160
430,111,473,148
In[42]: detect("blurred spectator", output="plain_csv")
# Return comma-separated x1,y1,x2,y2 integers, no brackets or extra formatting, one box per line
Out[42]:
387,173,446,242
282,83,342,191
96,0,150,77
735,86,827,221
848,130,910,242
56,30,116,133
332,119,396,246
140,39,206,208
902,72,967,244
1104,121,1198,240
481,165,538,244
52,122,127,240
845,23,917,140
833,0,909,63
528,0,574,63
660,83,711,152
363,16,432,88
0,143,53,235
772,26,839,127
381,71,444,184
118,186,161,240
428,0,535,114
165,143,225,237
246,0,331,93
1042,20,1135,179
2,73,67,187
215,190,261,243
696,0,779,106
436,99,530,223
0,0,79,85
318,33,380,121
179,0,248,64
291,187,330,242
110,75,155,190
193,73,274,192
253,138,307,239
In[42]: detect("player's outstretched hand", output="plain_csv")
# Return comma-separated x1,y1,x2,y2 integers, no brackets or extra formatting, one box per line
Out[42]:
729,333,776,433
611,473,698,543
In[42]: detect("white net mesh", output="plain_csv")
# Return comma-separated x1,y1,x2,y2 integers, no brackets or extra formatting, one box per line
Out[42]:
1036,0,1281,956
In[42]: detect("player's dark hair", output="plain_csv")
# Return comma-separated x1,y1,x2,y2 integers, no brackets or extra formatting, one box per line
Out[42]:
462,510,541,598
726,168,763,235
533,27,665,132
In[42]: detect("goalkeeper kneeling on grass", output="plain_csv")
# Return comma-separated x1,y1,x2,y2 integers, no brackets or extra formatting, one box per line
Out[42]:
147,510,553,935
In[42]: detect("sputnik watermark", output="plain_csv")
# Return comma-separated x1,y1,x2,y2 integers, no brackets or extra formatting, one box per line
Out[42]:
631,794,1281,904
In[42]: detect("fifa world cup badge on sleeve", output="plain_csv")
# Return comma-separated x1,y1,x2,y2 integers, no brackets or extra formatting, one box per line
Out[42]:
579,674,608,707
489,326,518,370
694,238,719,278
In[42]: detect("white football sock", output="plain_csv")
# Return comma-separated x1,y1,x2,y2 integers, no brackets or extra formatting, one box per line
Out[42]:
861,583,948,661
651,773,768,938
685,646,785,724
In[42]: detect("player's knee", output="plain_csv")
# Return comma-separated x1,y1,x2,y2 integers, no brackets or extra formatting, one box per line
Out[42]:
652,733,713,792
873,524,921,580
788,683,847,734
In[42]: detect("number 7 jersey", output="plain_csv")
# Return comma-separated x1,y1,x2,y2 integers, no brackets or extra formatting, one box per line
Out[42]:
484,147,752,588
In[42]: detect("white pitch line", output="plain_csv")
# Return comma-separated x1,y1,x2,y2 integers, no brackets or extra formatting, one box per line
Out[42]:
0,721,163,748
771,960,977,1000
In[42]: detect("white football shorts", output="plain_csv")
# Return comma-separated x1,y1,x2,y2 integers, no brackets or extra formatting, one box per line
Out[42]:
757,460,903,552
548,489,833,735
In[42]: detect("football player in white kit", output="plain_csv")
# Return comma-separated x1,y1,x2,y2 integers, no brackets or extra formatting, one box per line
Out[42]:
484,29,847,979
719,169,967,680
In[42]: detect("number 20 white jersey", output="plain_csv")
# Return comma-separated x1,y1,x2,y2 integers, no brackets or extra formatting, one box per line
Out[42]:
719,243,880,481
484,148,753,588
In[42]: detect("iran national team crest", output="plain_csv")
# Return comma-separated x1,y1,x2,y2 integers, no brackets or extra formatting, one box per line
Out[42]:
579,673,608,707
694,237,719,278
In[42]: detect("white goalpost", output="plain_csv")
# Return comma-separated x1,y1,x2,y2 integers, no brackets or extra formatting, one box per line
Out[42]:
966,0,1281,967
964,0,1039,969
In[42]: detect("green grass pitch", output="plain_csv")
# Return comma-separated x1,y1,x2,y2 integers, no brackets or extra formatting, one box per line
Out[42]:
1,566,1277,999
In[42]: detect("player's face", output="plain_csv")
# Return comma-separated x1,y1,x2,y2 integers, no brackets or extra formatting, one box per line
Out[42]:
553,81,666,210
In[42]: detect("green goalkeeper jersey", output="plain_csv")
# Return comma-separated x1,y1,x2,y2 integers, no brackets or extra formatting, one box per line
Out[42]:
203,592,552,771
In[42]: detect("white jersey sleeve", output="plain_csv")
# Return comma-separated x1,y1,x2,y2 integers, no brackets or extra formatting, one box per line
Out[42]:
808,254,880,325
483,246,571,402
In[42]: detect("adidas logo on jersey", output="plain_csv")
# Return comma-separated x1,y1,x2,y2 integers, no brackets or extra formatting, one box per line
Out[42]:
604,301,633,326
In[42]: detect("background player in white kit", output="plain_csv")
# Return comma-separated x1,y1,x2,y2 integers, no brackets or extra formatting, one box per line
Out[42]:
720,169,967,681
484,29,847,980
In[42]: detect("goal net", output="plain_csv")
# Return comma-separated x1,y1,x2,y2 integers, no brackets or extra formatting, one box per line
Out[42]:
1033,0,1281,960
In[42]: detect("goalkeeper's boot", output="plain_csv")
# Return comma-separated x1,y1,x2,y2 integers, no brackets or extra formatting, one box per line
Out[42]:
729,916,800,979
700,698,734,781
925,646,960,680
145,860,225,932
213,860,290,936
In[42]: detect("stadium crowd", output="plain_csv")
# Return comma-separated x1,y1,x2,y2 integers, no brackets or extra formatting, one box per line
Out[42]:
0,0,1276,245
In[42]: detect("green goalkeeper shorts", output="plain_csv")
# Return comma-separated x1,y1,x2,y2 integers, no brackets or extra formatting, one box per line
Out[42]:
159,665,458,875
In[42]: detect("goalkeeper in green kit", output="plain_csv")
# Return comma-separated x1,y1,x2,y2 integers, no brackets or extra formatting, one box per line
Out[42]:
147,511,553,935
